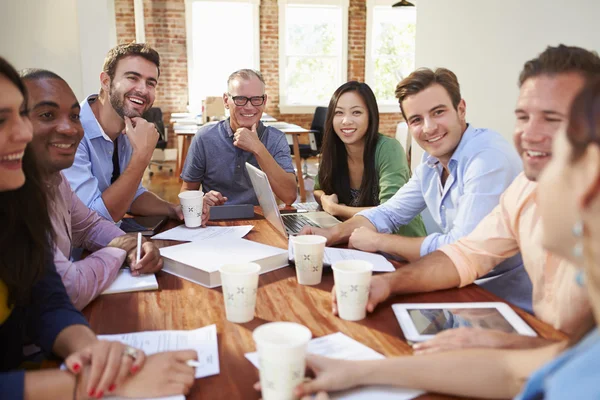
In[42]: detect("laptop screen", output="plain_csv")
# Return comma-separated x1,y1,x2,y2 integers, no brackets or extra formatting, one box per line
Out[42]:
245,162,288,238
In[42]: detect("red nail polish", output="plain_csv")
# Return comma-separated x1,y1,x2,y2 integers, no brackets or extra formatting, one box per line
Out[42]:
130,365,139,373
72,363,80,372
109,384,116,392
89,389,95,397
96,390,104,398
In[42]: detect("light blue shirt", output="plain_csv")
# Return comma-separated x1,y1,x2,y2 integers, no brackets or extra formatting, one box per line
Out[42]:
63,95,146,222
516,328,600,400
358,125,533,311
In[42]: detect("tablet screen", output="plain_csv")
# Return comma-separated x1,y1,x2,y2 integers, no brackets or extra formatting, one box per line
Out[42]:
408,308,517,335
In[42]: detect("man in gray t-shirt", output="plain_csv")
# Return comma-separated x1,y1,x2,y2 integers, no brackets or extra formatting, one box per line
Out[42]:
180,69,297,206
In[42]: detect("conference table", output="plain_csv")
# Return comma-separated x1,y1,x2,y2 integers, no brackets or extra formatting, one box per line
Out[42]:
83,210,566,400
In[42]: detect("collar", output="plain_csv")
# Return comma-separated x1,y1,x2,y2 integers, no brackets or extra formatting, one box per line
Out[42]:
425,123,475,169
80,94,114,142
223,118,266,139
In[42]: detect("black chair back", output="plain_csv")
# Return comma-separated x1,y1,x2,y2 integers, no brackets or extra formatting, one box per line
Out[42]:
143,107,167,149
310,106,328,151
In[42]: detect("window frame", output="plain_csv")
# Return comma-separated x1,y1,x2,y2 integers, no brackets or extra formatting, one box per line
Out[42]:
277,0,349,114
365,0,416,113
184,0,261,113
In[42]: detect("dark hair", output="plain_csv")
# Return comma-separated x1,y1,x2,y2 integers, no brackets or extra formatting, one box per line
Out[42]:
102,43,160,82
0,57,53,307
318,81,380,206
519,44,600,87
395,68,461,120
20,68,66,83
566,77,600,161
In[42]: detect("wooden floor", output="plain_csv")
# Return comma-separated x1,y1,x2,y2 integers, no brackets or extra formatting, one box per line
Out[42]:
144,157,318,204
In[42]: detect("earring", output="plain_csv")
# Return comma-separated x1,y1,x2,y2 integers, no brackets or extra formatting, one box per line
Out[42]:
575,270,586,287
572,220,584,258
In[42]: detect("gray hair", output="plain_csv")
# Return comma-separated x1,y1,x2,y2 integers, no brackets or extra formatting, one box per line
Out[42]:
227,69,265,92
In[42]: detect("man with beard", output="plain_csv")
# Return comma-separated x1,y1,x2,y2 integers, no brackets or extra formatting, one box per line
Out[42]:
63,43,206,224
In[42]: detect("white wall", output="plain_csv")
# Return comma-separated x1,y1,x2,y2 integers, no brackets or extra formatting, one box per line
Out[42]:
411,0,600,170
0,0,117,100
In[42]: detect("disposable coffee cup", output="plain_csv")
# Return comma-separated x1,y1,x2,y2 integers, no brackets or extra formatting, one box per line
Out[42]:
292,235,327,285
253,322,312,400
332,260,373,321
178,191,204,228
219,263,261,323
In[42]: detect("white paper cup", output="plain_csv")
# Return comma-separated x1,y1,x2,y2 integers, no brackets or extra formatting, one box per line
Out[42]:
332,260,373,321
178,191,204,228
253,322,312,400
219,263,261,323
292,235,327,285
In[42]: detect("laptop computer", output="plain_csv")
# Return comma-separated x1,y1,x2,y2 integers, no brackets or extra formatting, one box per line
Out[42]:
245,163,340,237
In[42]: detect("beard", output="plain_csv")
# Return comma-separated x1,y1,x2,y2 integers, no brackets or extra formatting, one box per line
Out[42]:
108,82,149,119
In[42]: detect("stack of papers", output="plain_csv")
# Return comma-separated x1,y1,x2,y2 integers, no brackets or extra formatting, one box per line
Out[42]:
152,225,253,242
246,332,423,399
288,241,395,272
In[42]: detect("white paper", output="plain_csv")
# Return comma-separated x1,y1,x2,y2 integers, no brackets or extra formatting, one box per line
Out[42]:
246,332,423,400
288,241,395,272
102,269,158,295
98,324,219,379
152,225,254,242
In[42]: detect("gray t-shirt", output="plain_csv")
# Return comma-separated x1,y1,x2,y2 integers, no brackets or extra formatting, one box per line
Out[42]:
181,119,294,205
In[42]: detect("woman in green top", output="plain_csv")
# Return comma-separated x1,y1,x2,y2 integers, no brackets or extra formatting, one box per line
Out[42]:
314,81,425,237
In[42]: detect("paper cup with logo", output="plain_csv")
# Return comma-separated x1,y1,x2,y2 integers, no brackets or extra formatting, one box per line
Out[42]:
253,322,312,400
178,191,204,228
292,235,327,285
219,263,261,323
332,260,373,321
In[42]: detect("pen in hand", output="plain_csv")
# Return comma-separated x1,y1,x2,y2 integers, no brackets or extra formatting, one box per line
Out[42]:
136,232,142,267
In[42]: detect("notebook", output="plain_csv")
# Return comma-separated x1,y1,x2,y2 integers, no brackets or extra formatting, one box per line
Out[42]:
102,269,159,295
159,237,288,288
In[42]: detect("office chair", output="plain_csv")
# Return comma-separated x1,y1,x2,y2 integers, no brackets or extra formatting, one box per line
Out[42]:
289,106,327,178
143,107,173,177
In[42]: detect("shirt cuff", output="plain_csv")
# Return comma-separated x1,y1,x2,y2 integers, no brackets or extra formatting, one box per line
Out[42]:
438,243,479,287
356,209,394,234
39,313,89,355
420,233,441,257
91,197,115,223
0,370,25,400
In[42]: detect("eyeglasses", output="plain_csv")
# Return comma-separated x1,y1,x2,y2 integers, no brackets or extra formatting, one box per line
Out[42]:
228,94,266,107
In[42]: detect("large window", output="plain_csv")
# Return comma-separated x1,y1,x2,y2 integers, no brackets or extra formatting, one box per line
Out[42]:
366,0,416,112
185,0,260,114
278,0,348,114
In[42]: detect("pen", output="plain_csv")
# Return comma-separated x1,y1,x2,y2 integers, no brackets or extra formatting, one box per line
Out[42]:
186,360,201,368
136,232,142,265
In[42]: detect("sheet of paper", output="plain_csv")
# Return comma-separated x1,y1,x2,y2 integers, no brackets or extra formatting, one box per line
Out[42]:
152,225,253,242
99,324,219,379
288,241,395,272
245,332,423,400
102,269,158,295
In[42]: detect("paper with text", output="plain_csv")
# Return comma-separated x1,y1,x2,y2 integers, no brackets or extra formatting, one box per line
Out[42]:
99,324,219,379
152,225,253,242
288,241,395,272
246,332,423,400
102,269,158,295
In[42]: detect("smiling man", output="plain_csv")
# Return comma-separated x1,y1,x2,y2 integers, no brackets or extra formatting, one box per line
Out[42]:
21,68,164,310
180,69,297,206
62,43,205,224
301,67,529,310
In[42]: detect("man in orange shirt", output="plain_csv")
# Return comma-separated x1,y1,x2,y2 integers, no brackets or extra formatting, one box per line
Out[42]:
331,44,600,352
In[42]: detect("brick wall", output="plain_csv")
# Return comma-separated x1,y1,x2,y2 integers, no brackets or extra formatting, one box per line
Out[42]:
114,0,402,142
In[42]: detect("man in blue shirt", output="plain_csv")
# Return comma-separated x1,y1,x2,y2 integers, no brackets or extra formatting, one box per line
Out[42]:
63,43,205,224
180,69,297,206
301,68,531,310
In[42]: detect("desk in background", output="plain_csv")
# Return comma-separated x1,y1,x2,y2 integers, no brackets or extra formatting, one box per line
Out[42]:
83,210,566,400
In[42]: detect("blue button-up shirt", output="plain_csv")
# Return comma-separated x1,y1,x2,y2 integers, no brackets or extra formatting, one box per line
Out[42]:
181,119,294,205
358,125,533,311
63,95,146,222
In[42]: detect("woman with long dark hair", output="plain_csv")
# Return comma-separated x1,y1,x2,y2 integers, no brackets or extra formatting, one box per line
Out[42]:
314,81,425,236
0,57,196,399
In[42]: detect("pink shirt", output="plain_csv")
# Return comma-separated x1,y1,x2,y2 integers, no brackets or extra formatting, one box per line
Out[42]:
49,173,126,310
440,173,589,334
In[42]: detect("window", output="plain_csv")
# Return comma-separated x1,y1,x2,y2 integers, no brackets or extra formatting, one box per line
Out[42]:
278,0,349,114
366,0,416,112
185,0,260,114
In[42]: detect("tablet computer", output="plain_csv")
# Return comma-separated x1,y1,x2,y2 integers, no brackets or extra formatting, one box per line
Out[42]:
392,302,537,342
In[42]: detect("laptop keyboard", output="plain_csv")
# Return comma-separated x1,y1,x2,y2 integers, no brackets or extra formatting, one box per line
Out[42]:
281,214,320,234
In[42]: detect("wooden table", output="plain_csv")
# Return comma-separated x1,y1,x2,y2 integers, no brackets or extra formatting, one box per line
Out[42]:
83,213,566,400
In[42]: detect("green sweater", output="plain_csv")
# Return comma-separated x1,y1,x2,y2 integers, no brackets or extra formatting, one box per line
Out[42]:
315,134,426,238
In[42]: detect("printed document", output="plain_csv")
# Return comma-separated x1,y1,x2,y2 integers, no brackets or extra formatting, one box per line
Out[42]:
152,225,253,242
